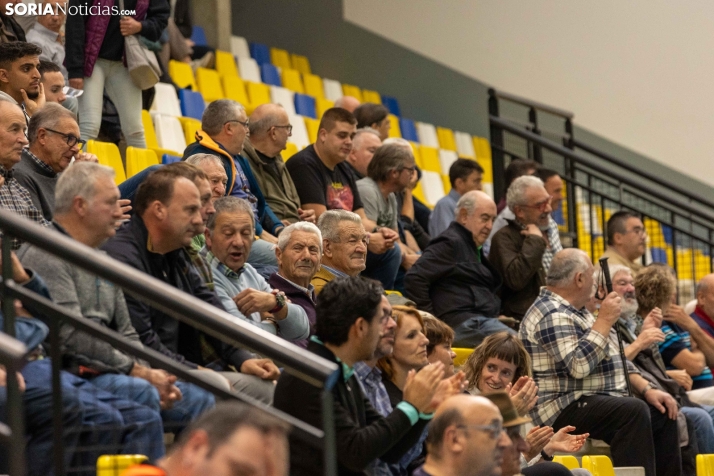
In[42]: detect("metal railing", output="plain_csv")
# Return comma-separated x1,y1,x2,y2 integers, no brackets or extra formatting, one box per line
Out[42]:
0,210,340,476
0,332,28,476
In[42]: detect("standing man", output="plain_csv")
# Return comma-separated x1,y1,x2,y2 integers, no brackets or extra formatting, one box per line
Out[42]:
429,159,484,238
599,211,647,276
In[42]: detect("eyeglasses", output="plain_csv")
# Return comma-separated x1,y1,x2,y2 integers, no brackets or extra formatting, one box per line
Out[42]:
272,124,293,134
625,227,647,237
400,165,417,173
44,128,86,148
456,420,504,439
225,119,250,129
521,195,552,213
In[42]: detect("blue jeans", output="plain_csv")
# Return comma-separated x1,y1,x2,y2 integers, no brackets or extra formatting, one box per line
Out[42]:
89,373,215,433
363,245,402,290
683,404,714,453
450,316,516,348
119,164,162,203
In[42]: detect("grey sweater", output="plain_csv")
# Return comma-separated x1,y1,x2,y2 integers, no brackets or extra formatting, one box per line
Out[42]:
17,223,144,374
13,150,58,222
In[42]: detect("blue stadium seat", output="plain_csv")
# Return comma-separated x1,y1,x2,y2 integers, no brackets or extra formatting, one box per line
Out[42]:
191,26,207,47
162,154,182,164
260,64,281,87
400,118,419,142
178,89,206,120
552,207,565,226
249,42,271,65
382,95,401,116
294,93,317,119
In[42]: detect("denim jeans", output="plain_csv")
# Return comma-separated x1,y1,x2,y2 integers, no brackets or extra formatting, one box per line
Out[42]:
681,405,714,453
78,58,146,148
450,316,516,348
119,164,163,204
362,245,402,290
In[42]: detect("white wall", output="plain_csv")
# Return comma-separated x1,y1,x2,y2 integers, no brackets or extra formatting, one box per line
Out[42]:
344,0,714,186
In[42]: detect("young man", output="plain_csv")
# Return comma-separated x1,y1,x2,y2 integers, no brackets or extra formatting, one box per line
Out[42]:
429,158,484,237
0,41,45,122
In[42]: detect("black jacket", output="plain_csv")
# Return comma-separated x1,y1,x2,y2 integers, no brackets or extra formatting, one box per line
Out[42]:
102,214,253,370
404,221,502,328
274,340,429,476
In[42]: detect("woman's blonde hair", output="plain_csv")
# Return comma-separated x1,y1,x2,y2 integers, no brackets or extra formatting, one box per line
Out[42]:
464,332,532,392
377,306,425,381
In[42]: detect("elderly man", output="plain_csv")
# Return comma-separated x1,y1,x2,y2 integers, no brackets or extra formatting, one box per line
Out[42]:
203,196,309,342
405,191,511,347
185,153,227,255
312,209,368,293
334,95,360,113
275,276,443,476
267,222,322,347
18,162,215,433
489,176,556,322
691,274,714,339
598,211,647,275
103,165,278,403
519,248,681,476
415,394,512,476
429,158,484,237
243,103,314,225
345,127,382,180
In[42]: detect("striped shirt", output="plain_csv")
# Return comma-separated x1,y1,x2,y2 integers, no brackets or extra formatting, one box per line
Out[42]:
659,322,713,389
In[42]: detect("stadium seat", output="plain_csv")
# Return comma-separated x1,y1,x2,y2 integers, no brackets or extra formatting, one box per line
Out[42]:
150,83,181,117
288,114,310,149
400,118,419,142
581,455,615,476
86,140,126,183
237,57,261,83
455,131,476,158
222,76,252,112
303,74,325,99
177,117,203,146
437,127,457,151
142,110,182,157
97,454,148,476
249,42,271,65
419,146,441,173
452,348,473,367
152,113,188,155
168,60,197,90
410,142,422,168
412,181,427,205
190,26,207,46
316,98,334,118
439,149,458,175
553,456,580,470
442,174,451,193
230,36,251,59
304,117,319,143
260,63,281,86
473,136,494,197
215,50,239,77
341,84,363,102
283,142,299,160
294,93,317,119
195,67,224,102
162,154,182,164
246,82,271,110
270,87,296,116
387,114,401,138
421,170,446,206
417,122,439,147
362,89,381,104
178,89,205,120
290,54,311,74
281,68,305,94
323,78,343,101
382,95,401,116
125,147,159,178
697,454,714,476
270,47,291,69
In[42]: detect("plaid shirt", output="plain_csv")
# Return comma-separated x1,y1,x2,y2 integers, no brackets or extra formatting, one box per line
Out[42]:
541,216,563,273
519,288,630,426
0,165,51,249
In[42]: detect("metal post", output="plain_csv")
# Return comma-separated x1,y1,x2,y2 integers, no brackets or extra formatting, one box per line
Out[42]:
2,237,14,337
488,89,506,201
528,107,543,164
321,389,337,476
50,316,64,476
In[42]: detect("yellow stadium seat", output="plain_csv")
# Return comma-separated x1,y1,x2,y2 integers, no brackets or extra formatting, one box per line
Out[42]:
222,76,251,110
195,67,224,103
410,142,422,168
362,89,381,104
270,47,291,69
87,140,126,183
553,456,580,470
281,68,304,94
581,455,615,476
303,74,325,100
342,84,363,102
290,54,311,74
697,454,714,476
473,136,494,195
437,126,457,151
246,82,271,112
177,117,203,147
304,117,320,144
441,174,451,193
214,50,238,77
412,181,428,206
141,110,182,157
316,98,334,119
387,114,401,138
98,454,148,476
452,348,473,367
168,60,196,90
282,142,299,160
419,146,440,173
125,147,159,178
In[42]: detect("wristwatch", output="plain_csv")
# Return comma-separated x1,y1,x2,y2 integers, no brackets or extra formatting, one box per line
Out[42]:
270,289,287,313
540,450,554,462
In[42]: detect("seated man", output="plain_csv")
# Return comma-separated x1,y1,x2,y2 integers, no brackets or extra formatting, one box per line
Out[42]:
312,209,368,294
334,95,360,113
202,196,309,342
489,176,553,322
243,103,315,225
286,107,401,289
429,158,484,238
38,60,78,115
0,42,45,122
353,102,391,141
274,276,442,476
691,274,714,338
405,191,512,347
268,221,323,348
103,165,277,403
519,248,681,475
598,211,647,276
414,394,512,476
345,127,382,180
26,4,68,80
18,162,215,433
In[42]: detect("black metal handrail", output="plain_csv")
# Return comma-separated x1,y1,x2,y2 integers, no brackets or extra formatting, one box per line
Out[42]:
0,332,27,476
488,88,575,119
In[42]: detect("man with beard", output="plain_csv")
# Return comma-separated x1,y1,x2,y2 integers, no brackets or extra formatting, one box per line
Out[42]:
0,42,45,123
489,176,553,322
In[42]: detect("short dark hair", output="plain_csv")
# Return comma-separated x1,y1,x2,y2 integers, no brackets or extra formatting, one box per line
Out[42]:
423,315,455,356
0,42,42,69
425,407,465,458
318,107,357,134
38,60,61,77
315,276,384,345
134,163,206,215
504,158,538,189
367,143,413,182
536,167,560,184
353,103,389,129
170,402,289,456
606,210,640,246
448,158,484,187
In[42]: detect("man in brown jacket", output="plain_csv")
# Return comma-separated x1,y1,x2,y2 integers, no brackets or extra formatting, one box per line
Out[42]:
489,175,551,322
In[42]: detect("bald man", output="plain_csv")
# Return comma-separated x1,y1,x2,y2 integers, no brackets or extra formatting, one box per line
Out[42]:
691,275,714,339
415,394,511,476
334,95,361,113
243,104,315,225
405,191,513,347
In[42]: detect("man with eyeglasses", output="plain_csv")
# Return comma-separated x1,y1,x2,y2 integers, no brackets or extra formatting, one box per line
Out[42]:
415,393,512,476
599,211,647,276
489,175,557,323
243,103,315,227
